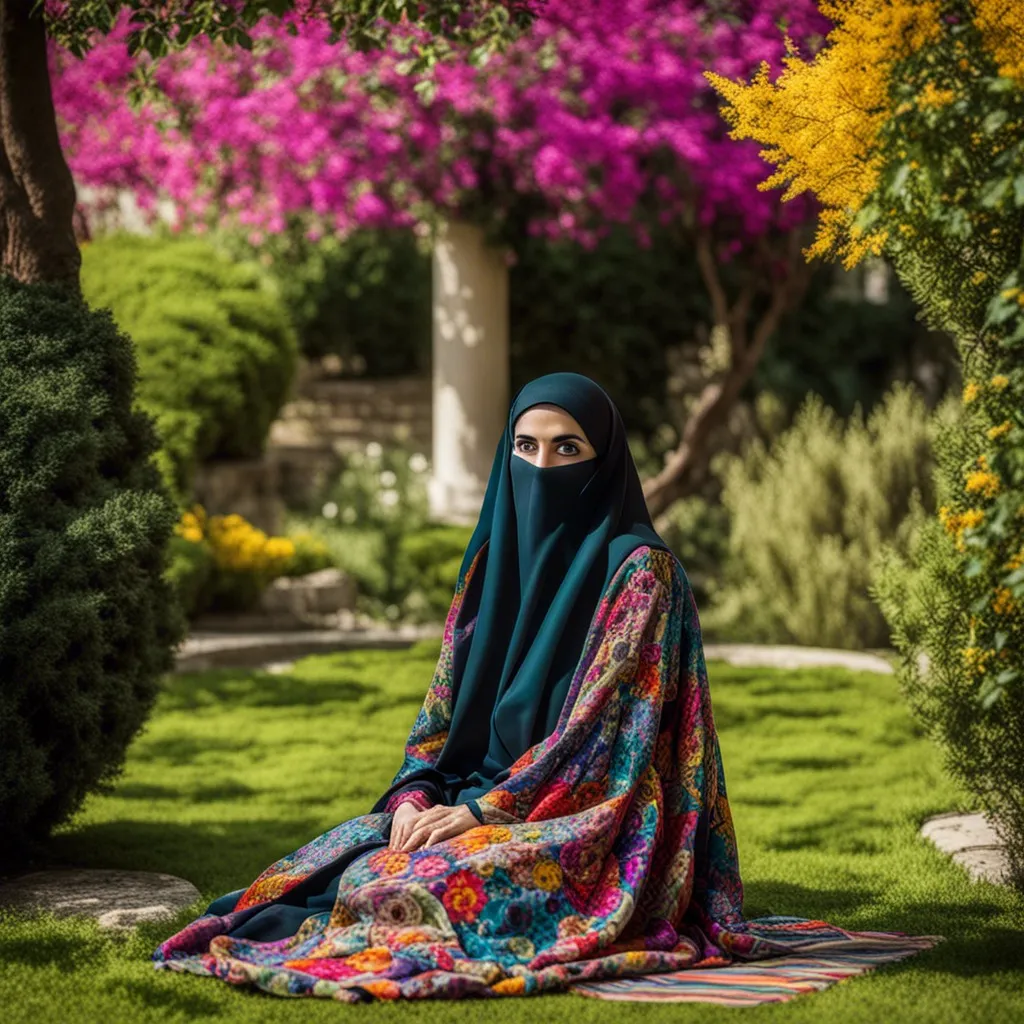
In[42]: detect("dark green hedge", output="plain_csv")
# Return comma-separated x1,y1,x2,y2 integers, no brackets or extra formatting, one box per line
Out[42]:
81,233,299,501
0,277,185,856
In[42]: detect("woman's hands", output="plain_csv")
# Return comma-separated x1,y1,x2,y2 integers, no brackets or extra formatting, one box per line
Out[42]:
388,803,479,852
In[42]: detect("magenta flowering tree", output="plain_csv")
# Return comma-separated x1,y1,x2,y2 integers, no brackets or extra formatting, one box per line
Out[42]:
0,0,534,291
53,0,829,513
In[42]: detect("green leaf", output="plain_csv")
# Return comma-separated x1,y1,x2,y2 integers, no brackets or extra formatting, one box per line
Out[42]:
964,557,985,578
980,177,1011,209
890,162,912,196
983,108,1009,133
979,679,1004,709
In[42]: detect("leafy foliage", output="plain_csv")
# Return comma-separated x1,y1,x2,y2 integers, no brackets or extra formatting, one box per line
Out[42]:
80,233,298,502
217,224,432,376
0,276,184,854
704,384,942,649
873,390,1024,888
42,0,537,67
707,0,1024,886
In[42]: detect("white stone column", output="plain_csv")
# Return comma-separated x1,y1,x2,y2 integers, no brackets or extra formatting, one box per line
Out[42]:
428,220,510,524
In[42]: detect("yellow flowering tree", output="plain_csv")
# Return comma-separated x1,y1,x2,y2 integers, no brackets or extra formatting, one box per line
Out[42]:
707,0,1024,884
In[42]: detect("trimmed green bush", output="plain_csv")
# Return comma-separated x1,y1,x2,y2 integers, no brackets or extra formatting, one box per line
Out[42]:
0,277,185,856
217,225,432,378
397,524,477,622
704,383,944,649
80,233,298,501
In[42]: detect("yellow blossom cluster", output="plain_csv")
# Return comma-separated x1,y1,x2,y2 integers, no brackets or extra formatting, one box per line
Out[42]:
963,380,981,404
962,646,996,675
939,505,985,551
987,420,1012,440
207,514,295,573
990,374,1010,390
975,0,1024,82
965,454,1001,499
1005,549,1024,571
174,504,296,575
916,81,957,109
175,507,205,544
992,586,1018,615
705,0,943,267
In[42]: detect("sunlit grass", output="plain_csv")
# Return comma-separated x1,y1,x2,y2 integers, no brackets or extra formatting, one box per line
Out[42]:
1,640,1021,1023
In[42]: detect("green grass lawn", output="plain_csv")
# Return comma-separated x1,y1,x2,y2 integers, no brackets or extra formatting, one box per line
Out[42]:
1,640,1021,1023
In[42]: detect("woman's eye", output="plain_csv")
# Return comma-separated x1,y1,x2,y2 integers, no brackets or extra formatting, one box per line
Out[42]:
558,443,580,456
515,440,535,453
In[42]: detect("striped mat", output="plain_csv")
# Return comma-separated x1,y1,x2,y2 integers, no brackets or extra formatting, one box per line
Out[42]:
572,925,943,1005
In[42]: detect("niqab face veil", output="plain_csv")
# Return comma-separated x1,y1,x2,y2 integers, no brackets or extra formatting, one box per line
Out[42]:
382,372,670,809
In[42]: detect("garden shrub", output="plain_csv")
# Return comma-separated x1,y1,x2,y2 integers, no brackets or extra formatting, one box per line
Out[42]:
397,525,477,623
80,232,298,501
704,382,944,649
0,277,185,855
287,444,476,623
218,225,432,378
873,360,1024,886
170,506,334,616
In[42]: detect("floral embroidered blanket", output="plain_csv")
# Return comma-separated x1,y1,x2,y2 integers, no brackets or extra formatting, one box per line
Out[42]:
153,544,938,1001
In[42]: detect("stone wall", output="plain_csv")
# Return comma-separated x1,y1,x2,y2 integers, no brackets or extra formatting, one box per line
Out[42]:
265,365,433,509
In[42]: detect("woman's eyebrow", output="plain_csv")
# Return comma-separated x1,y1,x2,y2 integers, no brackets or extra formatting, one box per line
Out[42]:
515,433,587,444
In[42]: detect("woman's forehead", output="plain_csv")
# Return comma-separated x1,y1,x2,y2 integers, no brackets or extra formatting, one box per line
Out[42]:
513,404,587,434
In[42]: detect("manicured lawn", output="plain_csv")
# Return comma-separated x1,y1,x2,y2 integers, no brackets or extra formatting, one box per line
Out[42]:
1,640,1021,1023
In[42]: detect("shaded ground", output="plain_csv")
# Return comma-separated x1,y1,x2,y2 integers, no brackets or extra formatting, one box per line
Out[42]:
1,640,1021,1023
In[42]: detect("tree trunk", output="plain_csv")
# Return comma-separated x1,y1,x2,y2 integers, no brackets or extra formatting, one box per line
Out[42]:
643,228,815,521
0,0,80,291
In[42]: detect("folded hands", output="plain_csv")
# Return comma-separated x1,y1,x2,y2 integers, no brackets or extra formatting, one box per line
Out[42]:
388,802,479,852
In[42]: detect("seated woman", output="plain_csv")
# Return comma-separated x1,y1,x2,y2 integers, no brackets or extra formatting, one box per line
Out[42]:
153,372,936,1002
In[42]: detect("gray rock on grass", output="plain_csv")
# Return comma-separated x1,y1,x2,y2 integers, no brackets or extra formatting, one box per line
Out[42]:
0,869,201,931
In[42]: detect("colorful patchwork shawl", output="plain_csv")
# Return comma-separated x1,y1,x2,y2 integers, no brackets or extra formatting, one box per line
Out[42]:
152,543,920,1000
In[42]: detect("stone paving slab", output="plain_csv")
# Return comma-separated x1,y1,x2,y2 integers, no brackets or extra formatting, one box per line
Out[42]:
175,623,440,672
0,869,201,931
702,643,895,674
920,812,1012,886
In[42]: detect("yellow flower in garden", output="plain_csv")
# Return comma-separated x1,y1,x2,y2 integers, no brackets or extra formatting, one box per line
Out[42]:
916,82,956,108
963,381,980,404
939,506,985,552
975,0,1024,82
174,506,207,544
992,587,1017,616
1005,549,1024,571
962,646,995,675
988,421,1012,441
532,859,563,892
966,456,1001,498
990,374,1010,391
704,0,943,266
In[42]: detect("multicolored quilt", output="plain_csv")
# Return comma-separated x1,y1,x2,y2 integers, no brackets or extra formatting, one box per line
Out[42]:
153,544,940,1002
